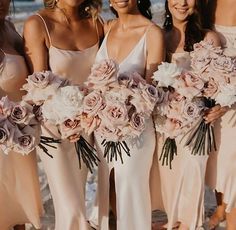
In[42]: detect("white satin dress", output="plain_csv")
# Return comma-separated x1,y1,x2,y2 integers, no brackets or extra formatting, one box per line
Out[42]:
95,21,156,230
206,24,236,213
35,14,99,230
0,48,43,229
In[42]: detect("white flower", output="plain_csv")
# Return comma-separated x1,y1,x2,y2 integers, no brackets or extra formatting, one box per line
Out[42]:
42,86,84,124
152,62,182,87
215,84,236,107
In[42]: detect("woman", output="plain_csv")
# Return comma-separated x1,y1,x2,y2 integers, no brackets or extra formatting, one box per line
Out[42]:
23,0,103,229
94,0,164,229
154,0,224,229
205,0,236,229
0,0,43,229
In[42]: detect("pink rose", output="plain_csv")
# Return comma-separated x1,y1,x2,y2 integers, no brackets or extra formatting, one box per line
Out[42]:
210,55,236,74
191,49,212,73
83,91,104,116
97,124,121,142
203,78,219,98
130,112,146,134
182,101,202,121
60,118,82,139
101,102,128,127
88,59,118,88
81,115,101,136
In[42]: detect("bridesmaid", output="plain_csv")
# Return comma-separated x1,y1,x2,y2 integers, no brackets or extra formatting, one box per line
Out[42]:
94,0,164,229
205,0,236,229
23,0,103,229
154,0,224,229
0,0,43,229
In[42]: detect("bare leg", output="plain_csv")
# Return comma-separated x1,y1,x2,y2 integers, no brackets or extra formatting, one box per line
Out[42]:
226,208,236,230
208,192,226,229
14,225,25,230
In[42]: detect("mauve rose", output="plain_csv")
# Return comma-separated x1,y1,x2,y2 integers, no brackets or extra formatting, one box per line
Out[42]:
191,49,212,73
203,78,219,98
27,71,54,89
117,74,131,87
130,113,145,132
10,105,27,123
88,59,118,88
139,85,158,112
210,56,236,74
0,127,9,144
14,134,35,155
128,72,146,88
83,91,104,116
182,101,202,121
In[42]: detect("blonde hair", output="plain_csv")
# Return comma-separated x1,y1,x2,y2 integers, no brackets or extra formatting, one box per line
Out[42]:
43,0,102,19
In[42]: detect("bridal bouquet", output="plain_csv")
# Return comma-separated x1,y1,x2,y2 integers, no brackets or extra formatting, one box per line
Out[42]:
0,96,46,155
22,71,99,172
152,62,206,168
83,59,160,163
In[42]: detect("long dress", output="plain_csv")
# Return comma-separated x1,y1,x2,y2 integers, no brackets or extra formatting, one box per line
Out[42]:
0,49,43,230
35,14,99,230
206,24,236,213
155,52,208,230
95,21,156,230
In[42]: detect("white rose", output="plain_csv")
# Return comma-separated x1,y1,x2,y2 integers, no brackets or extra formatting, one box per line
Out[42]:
152,62,182,87
215,84,236,107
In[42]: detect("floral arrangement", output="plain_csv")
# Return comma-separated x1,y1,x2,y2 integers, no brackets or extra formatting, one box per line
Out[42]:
0,96,57,156
22,71,99,172
152,40,236,168
83,59,160,163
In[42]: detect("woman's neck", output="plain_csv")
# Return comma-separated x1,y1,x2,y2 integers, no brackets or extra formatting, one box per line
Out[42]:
56,3,80,23
116,13,144,30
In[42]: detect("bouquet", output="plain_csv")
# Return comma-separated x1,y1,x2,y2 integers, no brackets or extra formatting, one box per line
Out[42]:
152,62,213,168
185,41,236,155
0,96,58,156
83,59,160,163
22,71,99,172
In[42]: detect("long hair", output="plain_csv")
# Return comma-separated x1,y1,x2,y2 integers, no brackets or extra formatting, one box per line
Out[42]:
43,0,102,19
110,0,152,20
163,0,206,51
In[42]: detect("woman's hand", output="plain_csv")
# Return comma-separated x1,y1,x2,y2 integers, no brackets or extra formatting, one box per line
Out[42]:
68,134,80,143
204,105,229,124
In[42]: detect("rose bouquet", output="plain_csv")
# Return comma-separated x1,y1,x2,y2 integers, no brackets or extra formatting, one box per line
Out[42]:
152,62,213,168
83,59,160,163
185,41,236,155
22,71,99,172
0,96,56,155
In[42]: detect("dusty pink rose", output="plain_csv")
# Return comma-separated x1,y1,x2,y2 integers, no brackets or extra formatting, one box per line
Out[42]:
101,102,128,127
81,115,101,136
191,49,212,73
10,105,29,124
210,55,236,74
60,119,82,139
88,59,118,88
203,78,219,98
182,101,202,121
97,124,121,142
83,91,104,116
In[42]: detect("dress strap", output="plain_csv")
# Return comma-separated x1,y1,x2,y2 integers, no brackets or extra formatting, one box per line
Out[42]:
35,13,52,46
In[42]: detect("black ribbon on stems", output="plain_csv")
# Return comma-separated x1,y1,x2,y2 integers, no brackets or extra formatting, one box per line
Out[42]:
101,140,131,164
38,135,61,158
159,137,177,169
75,136,100,173
185,98,217,156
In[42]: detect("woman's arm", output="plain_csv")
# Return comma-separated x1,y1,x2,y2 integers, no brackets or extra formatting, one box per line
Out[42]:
145,25,165,83
23,14,50,73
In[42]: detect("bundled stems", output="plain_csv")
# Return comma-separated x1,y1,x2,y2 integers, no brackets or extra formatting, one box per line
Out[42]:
75,136,100,173
39,135,61,158
101,140,131,164
159,137,177,169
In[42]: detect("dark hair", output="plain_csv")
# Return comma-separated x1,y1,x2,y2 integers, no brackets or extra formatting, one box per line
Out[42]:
110,0,152,20
203,0,216,29
164,0,206,52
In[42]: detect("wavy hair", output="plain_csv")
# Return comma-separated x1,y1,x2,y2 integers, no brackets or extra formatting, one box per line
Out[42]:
43,0,102,19
163,0,206,51
110,0,152,20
